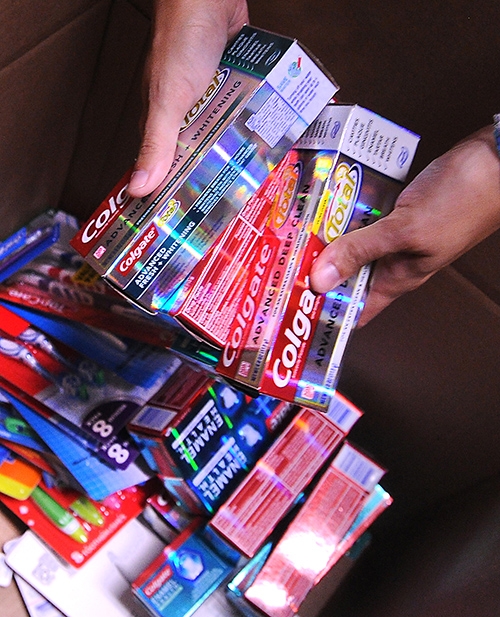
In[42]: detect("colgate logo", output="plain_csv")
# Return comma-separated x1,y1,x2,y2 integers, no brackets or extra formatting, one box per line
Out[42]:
80,180,132,245
324,162,362,243
117,224,158,275
143,565,173,597
272,282,316,388
271,161,302,228
222,241,273,368
179,68,230,132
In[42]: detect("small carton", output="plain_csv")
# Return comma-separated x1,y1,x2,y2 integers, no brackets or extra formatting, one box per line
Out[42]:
216,147,338,390
226,483,391,617
132,521,233,617
70,25,338,314
167,150,297,347
243,443,387,617
208,393,362,558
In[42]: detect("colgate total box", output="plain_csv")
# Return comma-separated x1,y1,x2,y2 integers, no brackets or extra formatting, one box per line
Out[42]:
70,26,338,315
208,392,362,558
243,442,387,617
216,103,420,410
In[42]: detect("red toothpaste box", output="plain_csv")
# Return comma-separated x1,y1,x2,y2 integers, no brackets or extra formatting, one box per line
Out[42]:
243,442,386,617
216,147,333,391
216,103,420,409
208,392,362,558
71,26,337,315
167,150,297,348
226,483,392,617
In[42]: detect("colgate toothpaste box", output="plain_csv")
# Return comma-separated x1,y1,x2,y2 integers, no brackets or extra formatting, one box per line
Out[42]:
70,26,338,315
132,520,233,617
208,392,362,558
243,442,387,617
167,150,297,348
128,361,298,513
215,103,419,409
216,147,338,390
226,482,391,617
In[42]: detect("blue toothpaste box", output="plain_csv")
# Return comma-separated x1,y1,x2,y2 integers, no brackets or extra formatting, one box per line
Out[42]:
132,522,233,617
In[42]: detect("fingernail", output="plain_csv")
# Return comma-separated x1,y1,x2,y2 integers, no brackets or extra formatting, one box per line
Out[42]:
129,169,149,191
315,262,343,292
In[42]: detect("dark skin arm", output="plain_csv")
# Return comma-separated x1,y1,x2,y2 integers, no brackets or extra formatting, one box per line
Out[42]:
310,126,500,325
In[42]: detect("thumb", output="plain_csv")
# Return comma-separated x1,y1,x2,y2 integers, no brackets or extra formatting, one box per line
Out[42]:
128,97,186,197
310,216,399,293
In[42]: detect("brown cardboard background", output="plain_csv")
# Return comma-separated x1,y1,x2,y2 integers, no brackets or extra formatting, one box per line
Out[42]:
0,1,111,238
59,0,151,216
0,0,105,69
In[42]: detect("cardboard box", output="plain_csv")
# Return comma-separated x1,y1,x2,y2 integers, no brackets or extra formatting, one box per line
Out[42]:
70,25,338,314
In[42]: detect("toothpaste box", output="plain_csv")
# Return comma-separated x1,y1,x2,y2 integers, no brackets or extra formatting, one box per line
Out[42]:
208,393,362,558
70,25,338,314
216,147,338,390
167,149,297,347
226,483,391,617
129,361,297,513
216,103,420,408
243,443,387,617
132,521,233,617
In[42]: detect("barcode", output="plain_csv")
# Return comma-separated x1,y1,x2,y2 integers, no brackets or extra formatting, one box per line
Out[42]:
326,394,362,432
131,406,174,432
333,443,385,491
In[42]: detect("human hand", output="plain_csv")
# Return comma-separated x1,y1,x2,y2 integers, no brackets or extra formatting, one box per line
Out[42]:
310,125,500,326
128,0,249,197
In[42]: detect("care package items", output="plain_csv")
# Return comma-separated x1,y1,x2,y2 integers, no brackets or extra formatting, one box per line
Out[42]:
0,23,417,617
0,213,395,617
213,103,420,410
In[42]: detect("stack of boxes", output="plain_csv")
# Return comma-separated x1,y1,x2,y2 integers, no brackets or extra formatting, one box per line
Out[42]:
0,24,419,617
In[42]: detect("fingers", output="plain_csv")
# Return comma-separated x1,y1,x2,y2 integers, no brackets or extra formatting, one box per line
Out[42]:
356,255,433,326
128,0,249,197
129,97,186,197
309,215,405,294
